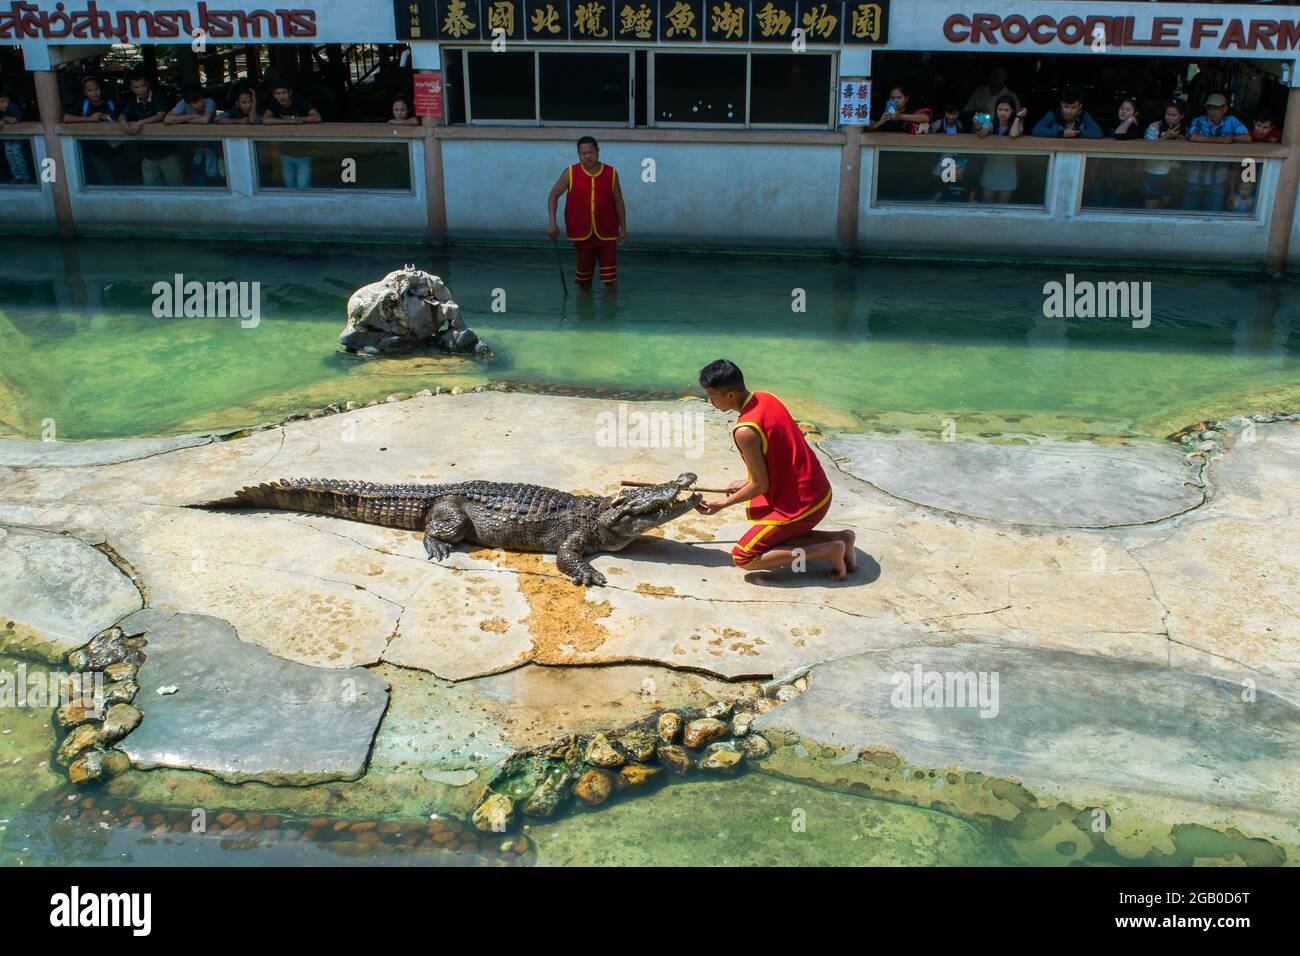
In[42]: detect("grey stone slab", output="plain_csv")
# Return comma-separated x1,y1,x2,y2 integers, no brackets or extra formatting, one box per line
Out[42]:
119,609,389,785
822,434,1204,527
0,525,142,661
0,433,218,468
755,644,1300,821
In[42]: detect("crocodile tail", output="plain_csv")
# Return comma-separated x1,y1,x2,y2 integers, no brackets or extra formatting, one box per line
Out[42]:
190,478,441,531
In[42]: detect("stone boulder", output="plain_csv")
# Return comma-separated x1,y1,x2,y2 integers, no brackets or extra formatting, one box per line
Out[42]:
339,266,490,357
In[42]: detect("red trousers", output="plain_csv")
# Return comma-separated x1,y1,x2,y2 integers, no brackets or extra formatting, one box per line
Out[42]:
573,238,617,286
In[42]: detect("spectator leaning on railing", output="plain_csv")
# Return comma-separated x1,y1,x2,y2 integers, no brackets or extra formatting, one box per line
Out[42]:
216,86,262,126
61,75,116,124
1250,109,1281,144
1141,98,1187,210
0,85,33,183
262,80,321,189
389,96,419,126
1183,93,1251,213
116,70,181,187
866,85,933,134
1031,88,1102,139
165,83,220,186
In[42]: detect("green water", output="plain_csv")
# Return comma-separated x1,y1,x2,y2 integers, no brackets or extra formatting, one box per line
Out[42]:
1,239,1298,441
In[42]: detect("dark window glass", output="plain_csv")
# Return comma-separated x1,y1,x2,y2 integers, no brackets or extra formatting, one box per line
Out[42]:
1081,157,1258,216
0,137,37,185
634,50,648,127
654,53,745,124
750,54,831,126
876,149,1049,207
540,53,629,123
255,141,411,190
78,139,227,188
445,49,467,125
468,50,535,121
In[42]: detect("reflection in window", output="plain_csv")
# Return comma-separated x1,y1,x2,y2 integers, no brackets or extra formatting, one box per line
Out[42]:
876,150,1049,207
78,139,227,188
654,53,745,124
468,50,535,121
1082,157,1260,215
750,54,832,126
540,53,629,123
1,137,36,186
255,141,411,190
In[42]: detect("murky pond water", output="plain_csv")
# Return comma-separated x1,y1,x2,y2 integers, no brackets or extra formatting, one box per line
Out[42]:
1,239,1297,441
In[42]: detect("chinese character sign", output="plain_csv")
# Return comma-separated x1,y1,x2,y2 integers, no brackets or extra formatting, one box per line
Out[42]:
526,0,569,39
843,0,888,44
395,0,436,39
838,76,870,126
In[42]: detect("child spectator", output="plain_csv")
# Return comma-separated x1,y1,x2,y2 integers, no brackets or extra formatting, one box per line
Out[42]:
867,85,933,134
1141,98,1187,210
61,76,116,123
0,86,33,183
1032,88,1102,139
1250,109,1282,144
976,95,1025,203
216,86,262,125
164,83,215,125
1185,93,1251,212
1227,178,1257,215
929,104,967,202
263,81,321,188
389,96,418,126
1111,98,1142,139
929,104,963,136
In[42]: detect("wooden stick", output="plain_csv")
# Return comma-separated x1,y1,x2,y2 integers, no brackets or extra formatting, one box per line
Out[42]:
621,480,730,494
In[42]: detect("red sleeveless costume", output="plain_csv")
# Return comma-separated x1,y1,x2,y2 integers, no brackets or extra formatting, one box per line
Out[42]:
730,391,832,566
564,162,619,286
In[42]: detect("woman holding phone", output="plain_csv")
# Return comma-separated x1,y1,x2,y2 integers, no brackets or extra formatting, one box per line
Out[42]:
976,95,1025,203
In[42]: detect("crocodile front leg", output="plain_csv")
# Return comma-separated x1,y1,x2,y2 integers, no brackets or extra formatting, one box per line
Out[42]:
556,533,605,587
422,499,470,560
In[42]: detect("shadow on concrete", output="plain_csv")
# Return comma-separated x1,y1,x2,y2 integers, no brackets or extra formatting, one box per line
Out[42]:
618,537,737,570
743,550,881,589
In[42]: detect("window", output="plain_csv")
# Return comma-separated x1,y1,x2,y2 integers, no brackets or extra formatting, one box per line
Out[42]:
467,50,535,121
1082,157,1260,216
78,139,227,188
0,137,37,186
653,52,746,125
255,141,412,190
876,149,1049,207
540,53,630,123
750,54,832,126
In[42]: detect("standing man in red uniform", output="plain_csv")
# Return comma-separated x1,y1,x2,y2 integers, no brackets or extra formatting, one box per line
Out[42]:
547,136,626,289
695,360,856,581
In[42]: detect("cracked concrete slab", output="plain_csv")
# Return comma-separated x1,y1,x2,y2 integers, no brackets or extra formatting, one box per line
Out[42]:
0,393,1294,700
118,607,390,785
753,644,1300,864
0,525,142,661
822,434,1204,527
0,433,219,468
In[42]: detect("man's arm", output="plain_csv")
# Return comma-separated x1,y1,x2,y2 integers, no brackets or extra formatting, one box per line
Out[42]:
696,428,768,515
546,170,568,238
1030,113,1056,137
612,173,627,242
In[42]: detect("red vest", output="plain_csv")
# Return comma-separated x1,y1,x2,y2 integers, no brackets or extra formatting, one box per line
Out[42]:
565,162,619,241
733,392,831,523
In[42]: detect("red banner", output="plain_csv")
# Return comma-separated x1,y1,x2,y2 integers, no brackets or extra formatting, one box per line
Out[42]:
414,70,443,120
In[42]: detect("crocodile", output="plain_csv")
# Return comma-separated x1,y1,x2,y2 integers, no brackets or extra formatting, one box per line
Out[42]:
193,473,703,586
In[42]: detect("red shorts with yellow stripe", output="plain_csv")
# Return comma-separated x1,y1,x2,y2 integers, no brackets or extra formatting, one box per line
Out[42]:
731,492,832,567
574,238,617,286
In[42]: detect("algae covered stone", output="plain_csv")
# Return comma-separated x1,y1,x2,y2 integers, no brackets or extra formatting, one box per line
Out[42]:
574,769,614,806
699,742,744,774
614,730,657,761
616,764,660,790
683,717,728,749
472,793,515,833
657,744,691,776
739,733,772,760
657,712,681,743
101,703,143,743
584,732,625,768
523,768,573,817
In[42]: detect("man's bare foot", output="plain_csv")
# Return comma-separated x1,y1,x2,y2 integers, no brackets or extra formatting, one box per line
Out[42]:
826,539,848,581
840,530,857,572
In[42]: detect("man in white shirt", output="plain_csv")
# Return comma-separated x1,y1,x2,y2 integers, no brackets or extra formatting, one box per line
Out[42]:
964,67,1020,118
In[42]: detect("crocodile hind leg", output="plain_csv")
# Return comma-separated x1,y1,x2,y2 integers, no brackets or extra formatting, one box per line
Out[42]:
422,500,470,561
557,534,605,587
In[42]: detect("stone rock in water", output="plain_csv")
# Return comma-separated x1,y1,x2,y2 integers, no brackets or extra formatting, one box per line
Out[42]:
698,742,744,774
55,698,104,729
704,699,734,719
738,733,772,760
104,679,139,705
732,711,756,737
472,793,515,833
658,712,682,743
657,745,692,776
103,662,137,683
585,733,625,768
523,769,572,818
339,267,489,357
683,717,728,749
615,730,657,761
101,703,143,743
56,723,102,767
574,769,614,805
616,764,660,790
